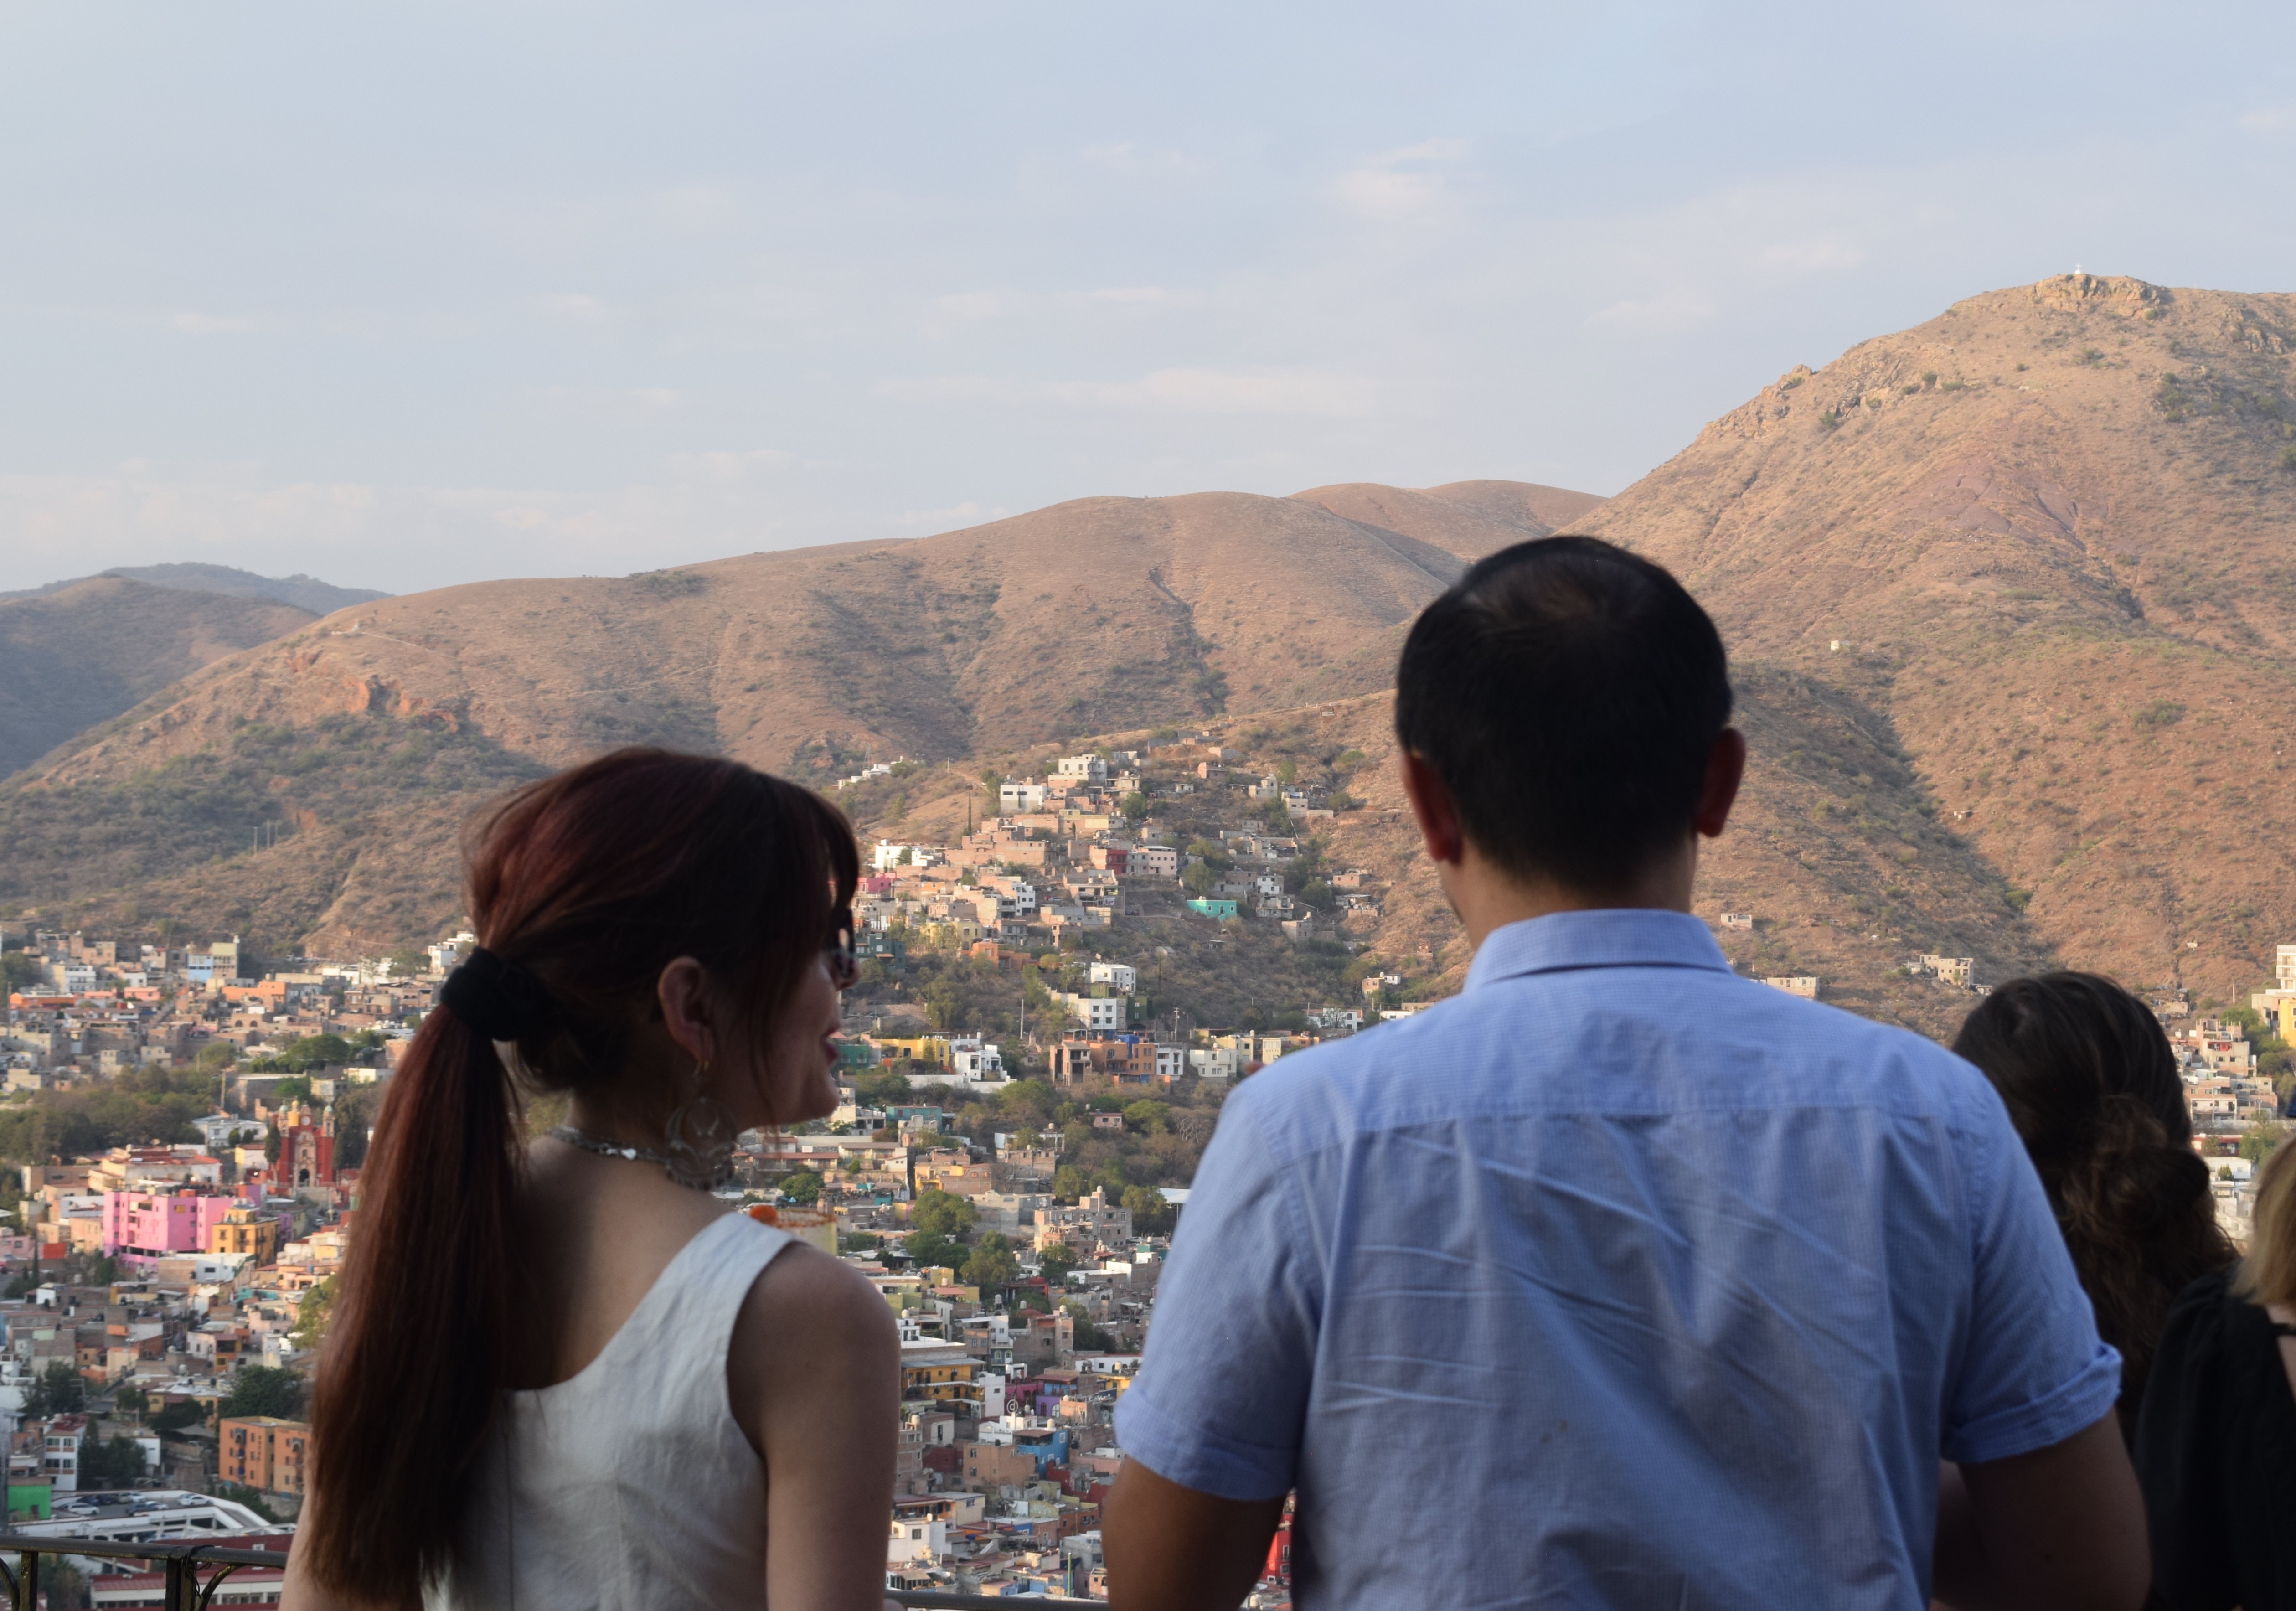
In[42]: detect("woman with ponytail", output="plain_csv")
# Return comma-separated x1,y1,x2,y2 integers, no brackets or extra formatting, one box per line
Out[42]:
1950,972,2236,1435
282,748,890,1611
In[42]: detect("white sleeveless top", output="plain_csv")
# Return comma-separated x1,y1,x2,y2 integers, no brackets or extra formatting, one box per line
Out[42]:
430,1213,794,1611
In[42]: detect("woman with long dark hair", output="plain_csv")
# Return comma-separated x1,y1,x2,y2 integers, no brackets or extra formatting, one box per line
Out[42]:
283,748,888,1610
1950,972,2237,1433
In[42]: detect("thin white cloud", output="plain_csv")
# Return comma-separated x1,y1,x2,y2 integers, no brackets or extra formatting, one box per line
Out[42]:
1334,138,1473,222
878,368,1373,417
169,313,256,336
538,292,611,322
1154,367,1374,417
929,291,1007,321
538,384,686,416
875,375,1019,405
1086,286,1197,308
1588,286,1717,332
1756,237,1866,275
666,448,799,480
2238,104,2296,133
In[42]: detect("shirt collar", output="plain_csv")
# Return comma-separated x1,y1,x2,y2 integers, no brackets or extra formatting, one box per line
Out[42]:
1463,908,1734,993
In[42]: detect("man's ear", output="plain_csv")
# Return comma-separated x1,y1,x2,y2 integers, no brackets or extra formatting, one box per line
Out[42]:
1693,728,1746,840
1401,752,1467,868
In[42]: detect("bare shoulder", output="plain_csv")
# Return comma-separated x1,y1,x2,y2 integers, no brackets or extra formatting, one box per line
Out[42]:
740,1239,898,1370
725,1237,896,1456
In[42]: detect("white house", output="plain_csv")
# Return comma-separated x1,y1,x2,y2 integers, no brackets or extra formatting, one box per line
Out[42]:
888,1516,949,1565
1060,996,1126,1032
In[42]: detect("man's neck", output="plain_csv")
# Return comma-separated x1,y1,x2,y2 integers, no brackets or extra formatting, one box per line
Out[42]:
1438,839,1698,949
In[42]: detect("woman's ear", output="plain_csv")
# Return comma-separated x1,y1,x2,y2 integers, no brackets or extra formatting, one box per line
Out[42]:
655,956,715,1065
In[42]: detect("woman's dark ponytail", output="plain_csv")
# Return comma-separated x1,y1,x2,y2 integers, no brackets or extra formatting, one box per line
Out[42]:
308,1002,521,1600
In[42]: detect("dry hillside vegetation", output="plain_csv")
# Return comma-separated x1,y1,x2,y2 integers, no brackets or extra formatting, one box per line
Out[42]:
0,483,1578,955
0,578,316,781
1576,273,2296,1004
925,674,2049,1043
12,274,2296,1024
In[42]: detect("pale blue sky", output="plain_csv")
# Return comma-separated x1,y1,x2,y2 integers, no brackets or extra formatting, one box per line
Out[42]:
4,1,2294,594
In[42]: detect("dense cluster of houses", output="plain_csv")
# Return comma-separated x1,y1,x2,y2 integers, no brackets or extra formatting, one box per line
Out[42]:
2,1145,350,1523
846,741,1421,1101
2,926,438,1092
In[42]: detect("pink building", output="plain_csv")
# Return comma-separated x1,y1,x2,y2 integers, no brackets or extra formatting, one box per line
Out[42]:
101,1190,236,1265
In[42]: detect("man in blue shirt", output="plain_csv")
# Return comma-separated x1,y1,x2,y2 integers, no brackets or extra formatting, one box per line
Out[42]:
1104,538,2147,1610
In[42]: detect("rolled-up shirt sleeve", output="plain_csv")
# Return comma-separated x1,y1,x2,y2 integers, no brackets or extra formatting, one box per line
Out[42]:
1114,1091,1319,1500
1942,1086,2125,1465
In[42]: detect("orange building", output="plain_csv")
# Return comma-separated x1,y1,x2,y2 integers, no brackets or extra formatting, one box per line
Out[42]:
220,1416,310,1496
208,1207,281,1264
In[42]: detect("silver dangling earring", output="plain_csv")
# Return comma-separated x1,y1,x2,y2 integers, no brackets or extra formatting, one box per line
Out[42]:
662,1057,737,1191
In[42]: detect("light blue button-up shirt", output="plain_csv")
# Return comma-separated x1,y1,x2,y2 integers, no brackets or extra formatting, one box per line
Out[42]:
1116,909,2121,1610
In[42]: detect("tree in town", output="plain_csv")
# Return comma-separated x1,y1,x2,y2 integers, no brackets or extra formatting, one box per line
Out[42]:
909,1188,978,1242
24,1361,84,1418
1122,1184,1174,1237
80,1434,149,1490
291,1276,336,1351
150,1399,205,1433
1064,1301,1114,1353
778,1169,822,1205
904,1230,965,1271
960,1232,1020,1292
217,1365,304,1421
1120,1100,1170,1135
856,1069,912,1109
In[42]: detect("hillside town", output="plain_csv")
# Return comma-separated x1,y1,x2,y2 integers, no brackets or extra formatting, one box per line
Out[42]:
4,773,2292,1605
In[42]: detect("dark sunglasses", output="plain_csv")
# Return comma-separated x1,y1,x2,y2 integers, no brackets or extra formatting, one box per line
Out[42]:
827,906,859,989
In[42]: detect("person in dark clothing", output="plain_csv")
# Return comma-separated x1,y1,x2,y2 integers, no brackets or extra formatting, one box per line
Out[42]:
1952,973,2238,1433
2135,1139,2296,1611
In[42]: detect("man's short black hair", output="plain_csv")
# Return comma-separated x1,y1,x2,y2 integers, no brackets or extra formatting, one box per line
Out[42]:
1394,536,1732,893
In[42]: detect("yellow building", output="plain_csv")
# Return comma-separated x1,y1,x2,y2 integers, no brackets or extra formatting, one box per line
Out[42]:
2250,988,2296,1043
209,1207,281,1264
899,1341,983,1412
875,1036,953,1068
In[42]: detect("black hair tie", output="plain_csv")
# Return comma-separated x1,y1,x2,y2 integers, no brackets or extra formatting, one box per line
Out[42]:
439,946,557,1042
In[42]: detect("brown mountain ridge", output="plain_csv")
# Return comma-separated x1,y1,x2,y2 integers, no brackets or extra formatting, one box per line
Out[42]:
9,274,2296,1030
1575,272,2296,1007
0,578,318,781
0,480,1583,955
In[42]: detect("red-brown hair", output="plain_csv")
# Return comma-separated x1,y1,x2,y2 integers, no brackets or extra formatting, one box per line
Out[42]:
303,749,857,1601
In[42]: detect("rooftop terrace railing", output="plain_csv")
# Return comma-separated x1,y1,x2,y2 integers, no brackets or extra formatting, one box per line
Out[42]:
0,1531,287,1611
0,1533,1111,1611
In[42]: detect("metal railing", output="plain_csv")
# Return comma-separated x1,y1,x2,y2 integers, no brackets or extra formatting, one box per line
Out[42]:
0,1532,286,1611
0,1534,1109,1610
